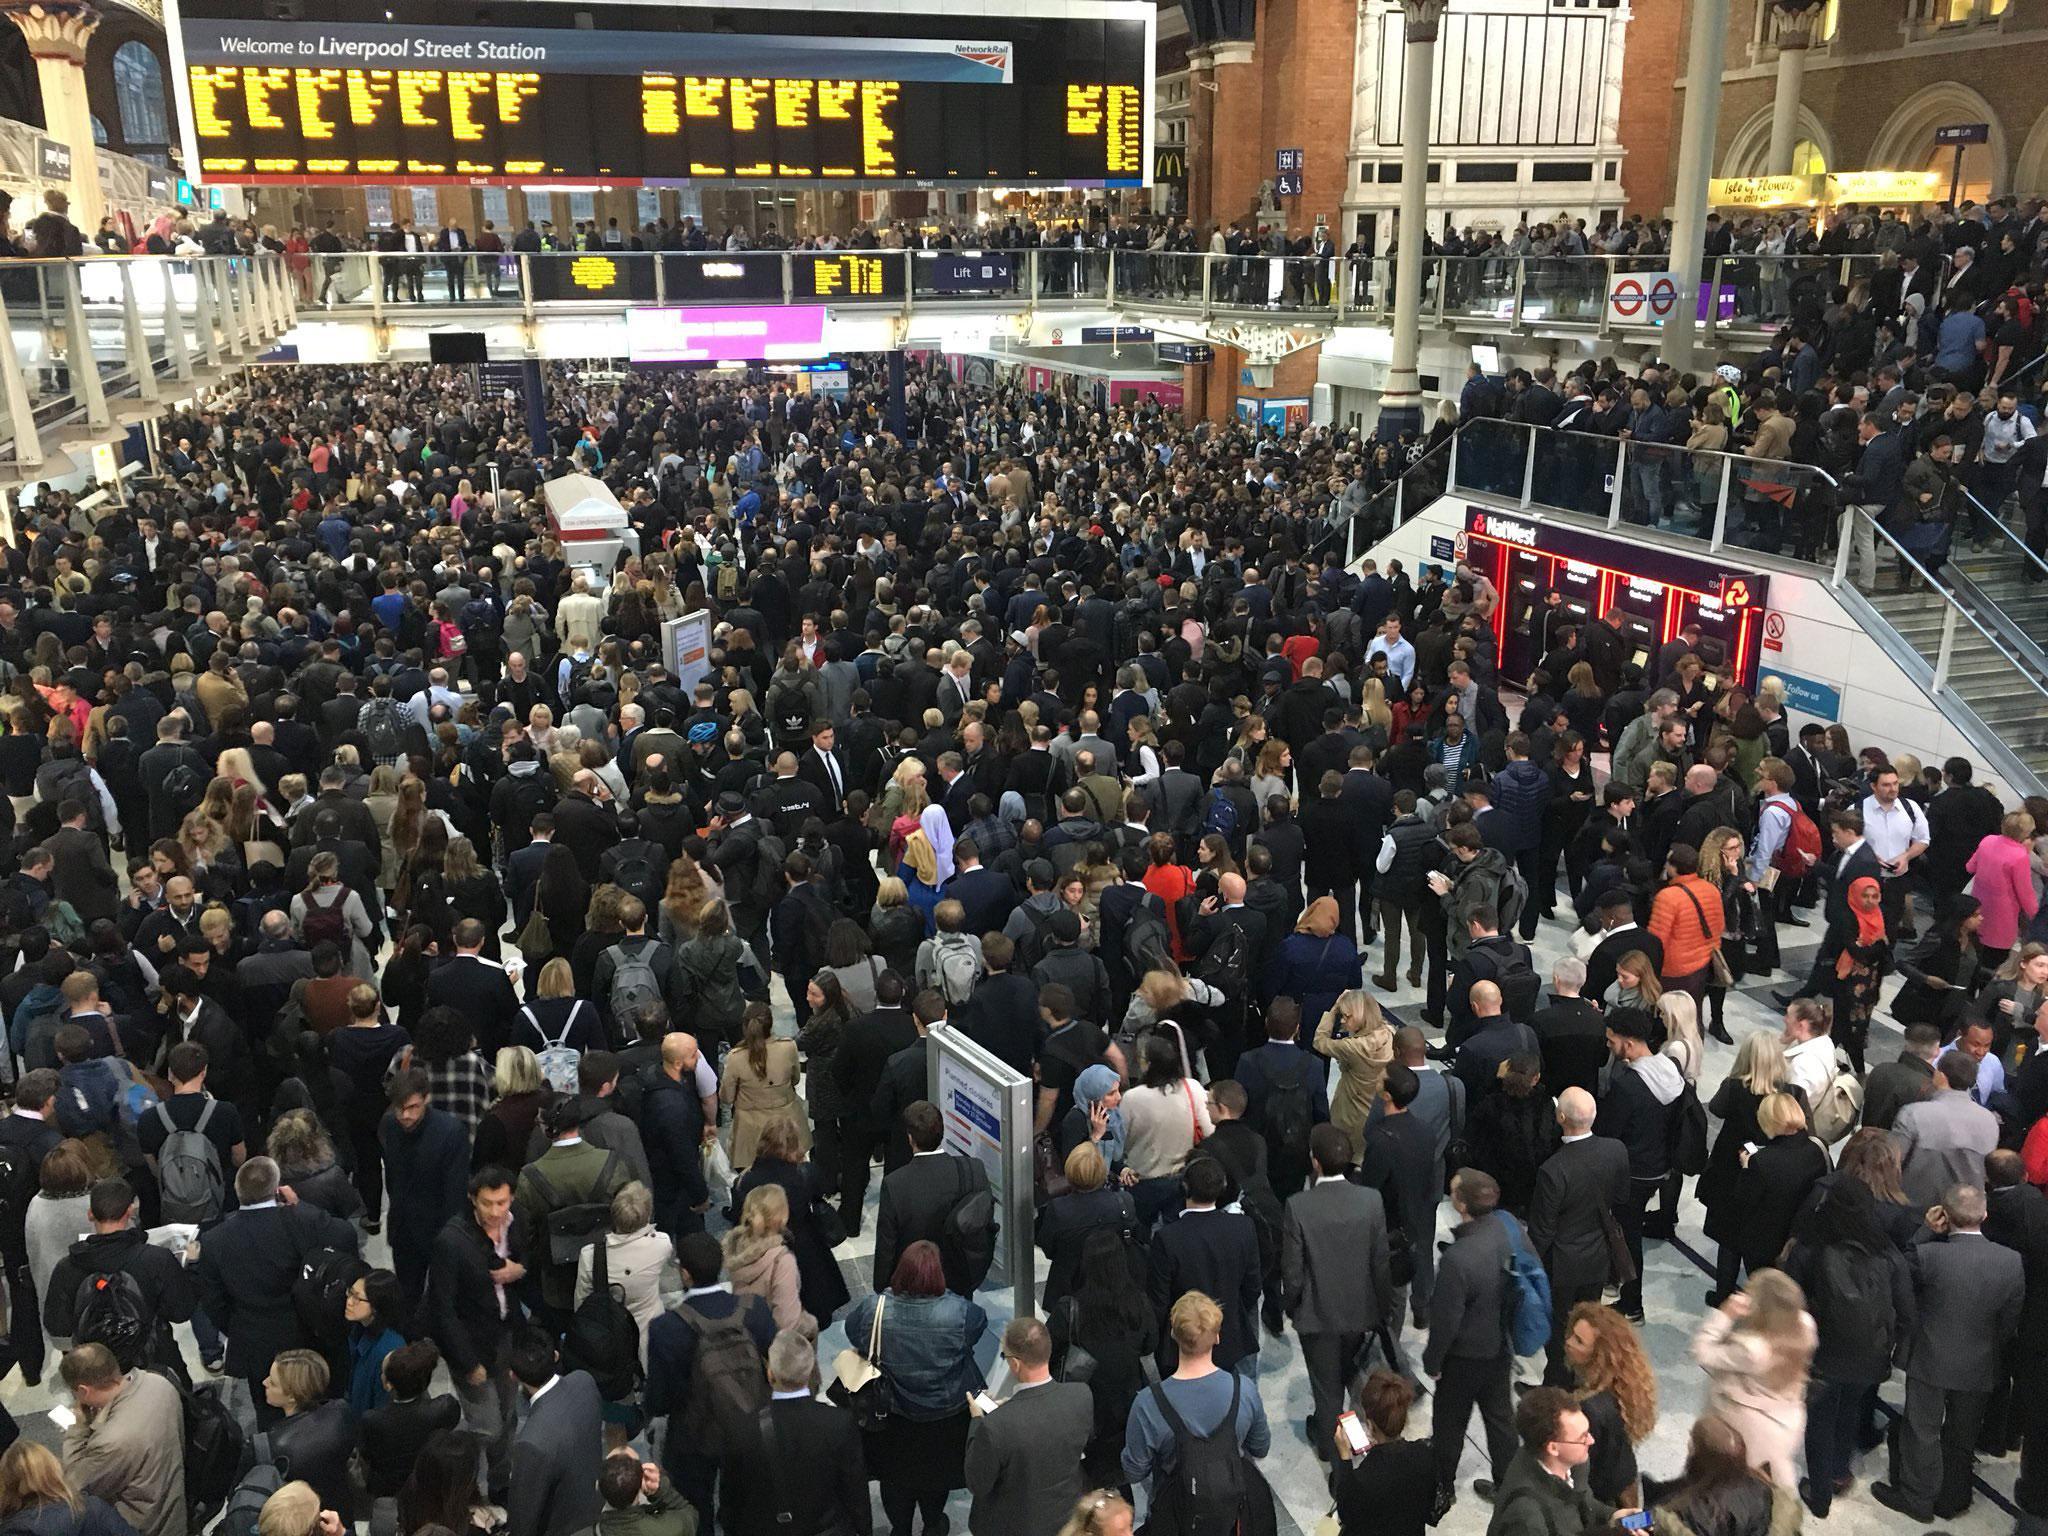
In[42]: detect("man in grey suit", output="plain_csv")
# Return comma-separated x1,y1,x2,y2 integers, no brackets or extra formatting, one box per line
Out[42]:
506,1328,606,1536
964,1317,1093,1536
1874,1184,2026,1523
1890,1052,1999,1209
1527,1088,1630,1386
1283,1123,1393,1458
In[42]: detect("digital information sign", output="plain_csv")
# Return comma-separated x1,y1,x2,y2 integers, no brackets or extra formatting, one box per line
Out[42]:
165,0,1153,187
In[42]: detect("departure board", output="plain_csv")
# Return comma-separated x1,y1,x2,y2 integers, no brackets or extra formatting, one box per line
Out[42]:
166,0,1153,187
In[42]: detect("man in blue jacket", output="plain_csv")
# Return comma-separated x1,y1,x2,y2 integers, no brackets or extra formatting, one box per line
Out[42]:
1490,736,1553,941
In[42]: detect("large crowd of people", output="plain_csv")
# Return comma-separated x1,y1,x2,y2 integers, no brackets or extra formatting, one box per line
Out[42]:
0,205,2039,1536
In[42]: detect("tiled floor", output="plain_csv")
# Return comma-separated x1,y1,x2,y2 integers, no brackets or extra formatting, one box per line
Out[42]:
5,899,2020,1536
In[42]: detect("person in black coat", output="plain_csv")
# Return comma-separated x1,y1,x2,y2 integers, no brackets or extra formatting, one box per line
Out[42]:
1982,1151,2048,1464
831,974,920,1232
639,1037,710,1239
261,1349,361,1525
719,1328,872,1536
873,1103,989,1296
359,1337,462,1500
425,1169,529,1492
1718,1091,1831,1305
733,1130,851,1327
423,930,522,1062
1529,964,1608,1097
195,1156,360,1428
1147,1154,1263,1372
42,1175,196,1379
1527,1090,1630,1386
1890,896,1985,1037
1035,1143,1142,1310
1330,1369,1439,1536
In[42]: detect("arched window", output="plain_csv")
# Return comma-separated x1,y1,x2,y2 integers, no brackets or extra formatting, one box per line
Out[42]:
90,114,107,146
112,41,167,146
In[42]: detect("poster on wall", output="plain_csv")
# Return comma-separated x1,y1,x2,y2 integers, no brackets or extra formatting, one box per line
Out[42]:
1238,397,1310,431
663,609,712,695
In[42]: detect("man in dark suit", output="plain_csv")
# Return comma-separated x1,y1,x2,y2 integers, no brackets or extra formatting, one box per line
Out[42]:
1283,1125,1393,1457
195,1156,360,1426
794,720,850,813
1923,758,2005,911
552,773,622,882
47,802,117,924
1984,1150,2048,1469
831,972,919,1232
873,1100,988,1296
505,1328,605,1536
139,718,208,844
1150,1154,1263,1372
1422,1168,1520,1515
1875,1184,2025,1522
1779,809,1885,1005
425,920,522,1061
505,815,556,927
944,838,1017,941
1527,1088,1630,1385
427,1169,528,1493
964,1316,1092,1536
721,1328,871,1536
289,768,381,851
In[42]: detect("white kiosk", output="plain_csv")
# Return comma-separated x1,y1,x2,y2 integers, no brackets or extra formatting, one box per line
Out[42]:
926,1024,1036,1321
541,473,639,577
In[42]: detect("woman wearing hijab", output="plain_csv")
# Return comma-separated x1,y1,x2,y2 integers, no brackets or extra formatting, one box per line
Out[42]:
1058,1063,1129,1169
1830,876,1890,1076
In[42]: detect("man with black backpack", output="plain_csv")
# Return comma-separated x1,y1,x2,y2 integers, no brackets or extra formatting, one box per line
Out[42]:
1233,999,1329,1201
44,1175,195,1384
644,1231,777,1533
514,1098,635,1329
1120,1290,1273,1529
873,1100,997,1298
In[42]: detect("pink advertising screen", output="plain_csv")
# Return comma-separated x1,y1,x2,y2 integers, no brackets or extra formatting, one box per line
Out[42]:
626,306,829,363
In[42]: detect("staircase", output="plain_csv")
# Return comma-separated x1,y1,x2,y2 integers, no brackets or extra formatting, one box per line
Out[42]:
1861,542,2048,785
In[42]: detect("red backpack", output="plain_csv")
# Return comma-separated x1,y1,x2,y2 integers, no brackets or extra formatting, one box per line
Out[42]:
1770,798,1822,875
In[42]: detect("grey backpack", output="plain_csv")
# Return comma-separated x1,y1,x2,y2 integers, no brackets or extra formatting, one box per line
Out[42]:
155,1100,225,1224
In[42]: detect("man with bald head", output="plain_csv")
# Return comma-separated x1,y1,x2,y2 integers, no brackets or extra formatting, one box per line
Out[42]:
1451,981,1538,1104
1528,1085,1631,1384
640,1033,714,1238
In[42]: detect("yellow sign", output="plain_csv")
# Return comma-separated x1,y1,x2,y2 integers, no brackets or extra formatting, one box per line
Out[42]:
569,256,618,291
1708,174,1820,209
1824,169,1941,204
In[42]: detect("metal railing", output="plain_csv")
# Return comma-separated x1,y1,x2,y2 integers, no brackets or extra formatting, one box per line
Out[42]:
1441,416,1848,574
1,252,296,471
1351,414,2048,793
1311,434,1454,569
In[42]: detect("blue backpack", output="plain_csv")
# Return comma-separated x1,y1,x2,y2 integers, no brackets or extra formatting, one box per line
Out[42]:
1497,1211,1552,1358
1201,788,1238,839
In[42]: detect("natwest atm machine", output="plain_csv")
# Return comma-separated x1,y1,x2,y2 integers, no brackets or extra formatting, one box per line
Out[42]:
1458,507,1769,691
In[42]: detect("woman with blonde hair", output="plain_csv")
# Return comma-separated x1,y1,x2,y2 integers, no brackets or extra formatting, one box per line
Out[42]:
898,827,942,933
719,1002,809,1172
1055,1491,1134,1536
1692,1268,1816,1487
293,850,376,978
1314,988,1393,1144
1700,1032,1787,1272
1563,1302,1659,1504
867,875,924,980
1356,676,1394,743
473,1046,548,1174
573,1182,679,1368
1716,1092,1829,1306
178,807,243,901
1657,990,1703,1086
0,1439,128,1536
723,1181,806,1331
364,764,404,896
1613,950,1662,1010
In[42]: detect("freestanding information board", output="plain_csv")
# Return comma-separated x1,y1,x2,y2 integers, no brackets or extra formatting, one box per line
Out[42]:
927,1023,1035,1321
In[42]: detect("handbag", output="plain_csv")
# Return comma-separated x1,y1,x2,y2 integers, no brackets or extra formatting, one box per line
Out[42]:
1181,1077,1205,1146
828,1295,895,1429
1679,882,1732,989
515,906,553,964
1054,1296,1098,1385
1600,1204,1638,1287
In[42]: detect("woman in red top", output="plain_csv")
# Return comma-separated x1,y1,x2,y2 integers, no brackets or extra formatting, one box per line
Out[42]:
1141,832,1198,961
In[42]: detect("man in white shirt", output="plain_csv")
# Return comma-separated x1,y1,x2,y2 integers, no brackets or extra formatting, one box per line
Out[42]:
1861,765,1930,939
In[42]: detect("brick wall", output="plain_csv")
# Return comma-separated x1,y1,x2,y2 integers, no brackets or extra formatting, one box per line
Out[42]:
1616,0,1682,215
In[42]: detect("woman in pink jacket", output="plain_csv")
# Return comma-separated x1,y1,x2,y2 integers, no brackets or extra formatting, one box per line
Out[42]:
1967,810,2039,966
